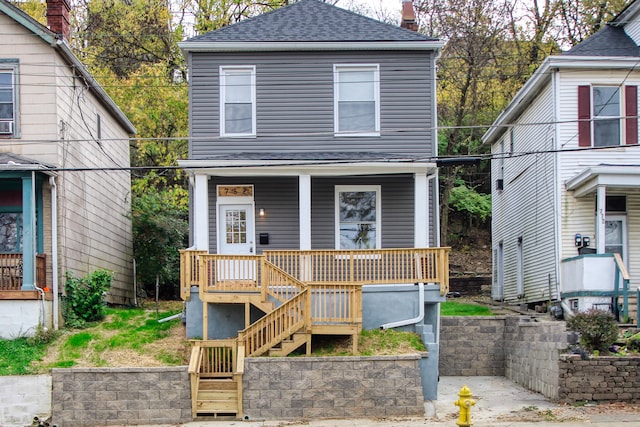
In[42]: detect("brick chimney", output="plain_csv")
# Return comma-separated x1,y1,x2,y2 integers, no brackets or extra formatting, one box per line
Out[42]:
401,0,418,32
47,0,71,39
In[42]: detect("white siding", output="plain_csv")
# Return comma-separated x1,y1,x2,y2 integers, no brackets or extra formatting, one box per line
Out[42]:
492,81,558,303
556,70,640,294
625,18,640,46
0,11,133,304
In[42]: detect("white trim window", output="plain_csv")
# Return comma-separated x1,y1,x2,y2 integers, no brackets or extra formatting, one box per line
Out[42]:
334,64,380,136
220,66,256,137
0,63,18,137
335,185,381,249
592,86,621,147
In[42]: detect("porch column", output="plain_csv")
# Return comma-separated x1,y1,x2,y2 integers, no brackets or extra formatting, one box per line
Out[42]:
193,174,209,251
21,176,35,290
414,173,428,247
596,185,606,253
299,174,311,250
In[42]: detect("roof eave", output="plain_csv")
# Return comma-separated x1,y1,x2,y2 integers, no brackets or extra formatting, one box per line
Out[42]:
178,40,444,53
482,56,640,145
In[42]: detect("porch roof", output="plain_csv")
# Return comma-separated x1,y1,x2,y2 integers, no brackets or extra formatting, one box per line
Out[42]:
566,164,640,197
0,153,56,174
178,152,437,176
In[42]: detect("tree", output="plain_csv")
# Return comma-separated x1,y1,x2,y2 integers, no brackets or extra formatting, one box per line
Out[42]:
131,192,188,299
187,0,288,35
556,0,629,47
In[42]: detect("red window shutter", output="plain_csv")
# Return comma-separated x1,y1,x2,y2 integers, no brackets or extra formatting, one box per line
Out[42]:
625,85,638,145
578,85,591,147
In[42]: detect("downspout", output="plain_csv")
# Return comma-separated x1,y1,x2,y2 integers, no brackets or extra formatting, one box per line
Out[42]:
49,176,59,330
32,171,45,330
380,282,424,329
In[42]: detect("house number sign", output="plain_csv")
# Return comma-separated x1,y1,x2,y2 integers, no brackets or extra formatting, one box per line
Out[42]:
218,185,253,197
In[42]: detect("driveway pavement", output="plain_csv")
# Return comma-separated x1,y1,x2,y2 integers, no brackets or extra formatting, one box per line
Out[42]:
131,376,640,427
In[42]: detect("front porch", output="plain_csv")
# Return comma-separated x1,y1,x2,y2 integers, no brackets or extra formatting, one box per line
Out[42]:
180,247,449,417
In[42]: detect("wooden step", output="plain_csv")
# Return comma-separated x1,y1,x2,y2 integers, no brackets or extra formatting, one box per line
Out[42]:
269,332,309,357
195,378,239,416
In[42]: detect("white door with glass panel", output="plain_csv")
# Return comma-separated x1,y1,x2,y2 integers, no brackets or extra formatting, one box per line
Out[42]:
218,204,255,283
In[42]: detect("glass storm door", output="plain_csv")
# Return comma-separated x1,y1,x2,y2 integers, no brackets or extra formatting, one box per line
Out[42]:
605,215,627,262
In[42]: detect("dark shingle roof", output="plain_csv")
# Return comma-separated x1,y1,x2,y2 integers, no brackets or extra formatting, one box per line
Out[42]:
186,0,437,43
563,25,640,57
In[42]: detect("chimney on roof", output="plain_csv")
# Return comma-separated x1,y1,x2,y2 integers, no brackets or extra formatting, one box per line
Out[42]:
47,0,71,39
401,0,418,32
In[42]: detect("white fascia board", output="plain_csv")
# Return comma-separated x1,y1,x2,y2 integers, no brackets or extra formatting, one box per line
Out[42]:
482,56,640,146
177,159,437,176
566,165,640,197
178,41,444,53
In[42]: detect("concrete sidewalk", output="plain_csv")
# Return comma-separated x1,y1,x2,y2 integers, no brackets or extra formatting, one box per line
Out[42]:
130,376,640,427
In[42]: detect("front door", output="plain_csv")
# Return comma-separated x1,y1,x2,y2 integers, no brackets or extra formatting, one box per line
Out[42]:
605,215,627,263
219,204,255,255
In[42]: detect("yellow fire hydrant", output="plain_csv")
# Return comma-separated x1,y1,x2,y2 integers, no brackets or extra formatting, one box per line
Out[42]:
454,385,476,427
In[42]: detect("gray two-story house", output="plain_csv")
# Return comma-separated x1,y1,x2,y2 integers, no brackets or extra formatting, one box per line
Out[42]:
178,0,448,418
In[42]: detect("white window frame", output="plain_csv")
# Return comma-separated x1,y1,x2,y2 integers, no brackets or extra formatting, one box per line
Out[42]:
333,64,380,136
0,61,19,138
591,85,622,147
334,185,381,250
220,66,256,137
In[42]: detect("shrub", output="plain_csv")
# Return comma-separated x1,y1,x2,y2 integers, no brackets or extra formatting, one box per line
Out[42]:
62,269,113,328
566,308,619,353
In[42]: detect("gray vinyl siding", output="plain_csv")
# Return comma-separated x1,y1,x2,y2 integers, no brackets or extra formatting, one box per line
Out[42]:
208,177,300,253
189,50,435,156
208,175,417,252
311,175,415,249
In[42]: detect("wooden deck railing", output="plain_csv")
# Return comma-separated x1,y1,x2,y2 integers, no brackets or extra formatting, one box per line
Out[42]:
262,261,305,303
238,288,309,357
180,247,450,297
0,253,47,290
310,283,362,324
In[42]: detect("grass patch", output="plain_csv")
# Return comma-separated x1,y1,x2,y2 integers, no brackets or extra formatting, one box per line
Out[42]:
297,329,427,357
441,300,493,316
0,337,49,375
1,301,191,373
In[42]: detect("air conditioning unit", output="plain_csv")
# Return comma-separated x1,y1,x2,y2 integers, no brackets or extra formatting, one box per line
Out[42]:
0,121,13,135
495,179,504,191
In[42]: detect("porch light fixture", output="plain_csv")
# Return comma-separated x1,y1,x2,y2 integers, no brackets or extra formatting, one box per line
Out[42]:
259,208,265,217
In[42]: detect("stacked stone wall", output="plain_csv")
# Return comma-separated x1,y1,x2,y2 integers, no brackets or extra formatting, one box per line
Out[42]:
51,367,191,426
242,355,425,419
558,355,640,402
439,316,506,376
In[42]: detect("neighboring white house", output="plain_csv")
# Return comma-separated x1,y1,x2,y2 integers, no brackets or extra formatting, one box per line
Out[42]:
484,0,640,321
0,0,136,338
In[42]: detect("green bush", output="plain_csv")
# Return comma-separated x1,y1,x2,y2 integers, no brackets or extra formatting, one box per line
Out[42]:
566,308,619,353
62,269,113,328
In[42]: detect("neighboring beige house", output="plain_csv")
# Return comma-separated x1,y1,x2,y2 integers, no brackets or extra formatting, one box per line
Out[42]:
0,0,136,338
484,0,640,321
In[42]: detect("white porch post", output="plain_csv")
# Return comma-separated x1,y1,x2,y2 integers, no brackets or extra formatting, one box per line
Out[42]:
414,173,428,247
596,185,606,254
299,174,311,250
193,174,209,251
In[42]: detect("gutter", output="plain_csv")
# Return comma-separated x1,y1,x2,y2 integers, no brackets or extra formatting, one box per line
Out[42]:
179,40,445,53
49,176,59,330
380,282,424,329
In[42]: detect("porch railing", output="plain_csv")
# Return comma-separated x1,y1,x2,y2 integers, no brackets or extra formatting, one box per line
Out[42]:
0,253,47,291
180,247,450,297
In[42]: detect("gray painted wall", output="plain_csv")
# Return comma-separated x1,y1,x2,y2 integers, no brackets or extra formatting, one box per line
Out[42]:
188,50,436,157
207,174,422,252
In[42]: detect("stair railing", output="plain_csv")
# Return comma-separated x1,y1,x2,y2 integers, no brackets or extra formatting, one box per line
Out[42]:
613,253,631,322
238,288,309,357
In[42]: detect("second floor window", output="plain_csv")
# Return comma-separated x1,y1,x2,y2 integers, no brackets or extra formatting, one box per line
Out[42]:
593,86,620,147
0,69,16,137
220,66,256,137
578,84,637,147
334,65,379,136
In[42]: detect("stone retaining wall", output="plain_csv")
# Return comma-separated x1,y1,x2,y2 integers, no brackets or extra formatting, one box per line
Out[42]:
242,354,426,420
51,367,191,427
439,316,506,376
558,355,640,402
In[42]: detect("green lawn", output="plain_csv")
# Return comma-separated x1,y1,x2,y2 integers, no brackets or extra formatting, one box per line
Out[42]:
441,300,493,316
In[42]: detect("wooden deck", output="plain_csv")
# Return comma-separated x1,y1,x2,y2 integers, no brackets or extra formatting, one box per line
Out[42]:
180,247,450,418
0,253,47,292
